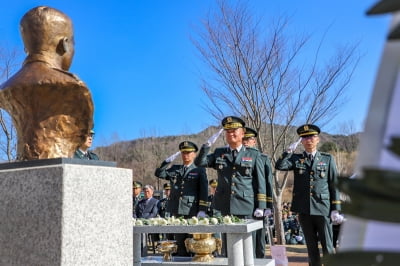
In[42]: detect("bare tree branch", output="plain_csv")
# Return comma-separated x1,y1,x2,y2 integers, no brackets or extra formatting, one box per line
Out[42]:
191,0,360,244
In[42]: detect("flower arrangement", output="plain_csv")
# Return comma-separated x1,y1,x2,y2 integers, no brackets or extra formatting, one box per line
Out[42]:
132,215,244,226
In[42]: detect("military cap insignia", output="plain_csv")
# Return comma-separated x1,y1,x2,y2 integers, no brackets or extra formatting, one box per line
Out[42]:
227,117,233,122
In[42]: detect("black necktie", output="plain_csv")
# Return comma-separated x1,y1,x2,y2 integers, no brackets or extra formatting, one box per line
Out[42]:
232,149,237,160
309,154,314,164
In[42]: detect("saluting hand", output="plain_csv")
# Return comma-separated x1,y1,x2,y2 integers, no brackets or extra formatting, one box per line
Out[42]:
206,128,224,147
165,151,181,163
287,138,302,153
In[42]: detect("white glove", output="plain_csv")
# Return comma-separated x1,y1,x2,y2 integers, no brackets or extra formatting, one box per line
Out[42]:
206,128,224,146
330,210,341,223
197,211,206,218
295,235,303,242
165,151,181,163
264,208,272,217
287,138,301,153
253,208,264,218
332,213,344,225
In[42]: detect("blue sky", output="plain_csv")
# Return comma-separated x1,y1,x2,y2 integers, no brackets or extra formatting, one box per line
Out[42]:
0,0,390,147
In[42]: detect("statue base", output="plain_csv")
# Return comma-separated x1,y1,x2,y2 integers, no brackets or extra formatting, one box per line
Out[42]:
0,158,133,265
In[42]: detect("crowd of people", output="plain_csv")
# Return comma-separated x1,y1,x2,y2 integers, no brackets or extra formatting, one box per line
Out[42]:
78,116,343,266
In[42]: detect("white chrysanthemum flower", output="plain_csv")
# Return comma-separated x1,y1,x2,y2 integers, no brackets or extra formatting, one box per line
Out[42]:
223,216,232,224
198,218,209,225
188,216,199,225
172,218,181,225
158,218,168,225
135,219,143,226
149,218,159,226
210,217,219,225
181,219,188,225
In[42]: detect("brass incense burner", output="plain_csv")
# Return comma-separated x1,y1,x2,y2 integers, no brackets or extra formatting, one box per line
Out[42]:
185,233,222,262
156,240,177,261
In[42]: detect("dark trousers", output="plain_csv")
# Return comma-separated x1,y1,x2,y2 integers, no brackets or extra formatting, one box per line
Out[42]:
254,218,266,258
298,214,334,266
174,233,190,256
332,224,341,248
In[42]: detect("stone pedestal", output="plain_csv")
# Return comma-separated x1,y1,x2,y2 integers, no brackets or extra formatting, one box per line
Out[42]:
0,158,133,266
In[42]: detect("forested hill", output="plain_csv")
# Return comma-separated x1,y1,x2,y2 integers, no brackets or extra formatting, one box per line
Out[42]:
94,125,359,190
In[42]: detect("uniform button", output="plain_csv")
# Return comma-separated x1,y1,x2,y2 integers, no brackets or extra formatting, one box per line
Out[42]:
231,191,235,194
232,174,236,178
181,192,183,195
310,179,314,181
232,182,235,186
182,181,185,184
310,185,314,189
310,193,313,196
180,197,182,200
233,167,236,170
310,171,314,175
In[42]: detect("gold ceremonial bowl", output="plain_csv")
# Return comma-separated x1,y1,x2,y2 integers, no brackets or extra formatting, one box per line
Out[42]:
156,240,177,261
185,233,222,262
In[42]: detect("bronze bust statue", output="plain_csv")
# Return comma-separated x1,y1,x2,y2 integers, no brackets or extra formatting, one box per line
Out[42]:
0,6,94,160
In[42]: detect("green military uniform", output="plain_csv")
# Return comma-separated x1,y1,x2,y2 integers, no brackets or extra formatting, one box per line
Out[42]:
276,150,340,215
244,127,274,258
73,149,99,160
157,183,171,218
275,124,341,266
261,153,273,209
194,118,267,217
132,181,143,218
195,145,266,216
73,129,99,160
155,141,208,256
154,142,208,217
207,179,218,217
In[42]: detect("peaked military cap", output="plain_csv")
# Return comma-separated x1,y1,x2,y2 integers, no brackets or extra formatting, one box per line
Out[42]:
297,124,321,137
163,183,171,190
244,127,258,138
221,116,245,130
179,141,198,152
133,181,142,188
90,129,95,135
209,179,218,188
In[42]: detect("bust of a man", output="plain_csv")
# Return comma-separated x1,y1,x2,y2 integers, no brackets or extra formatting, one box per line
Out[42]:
0,6,94,160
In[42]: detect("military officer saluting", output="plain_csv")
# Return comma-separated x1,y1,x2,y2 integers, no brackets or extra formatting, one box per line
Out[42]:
155,141,208,256
275,124,341,266
194,116,267,218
